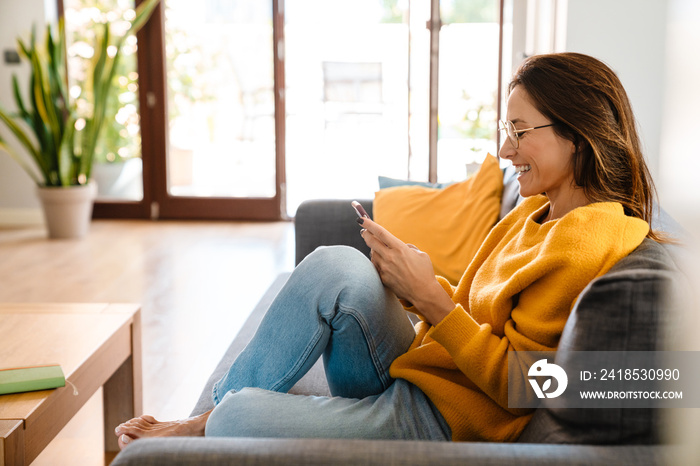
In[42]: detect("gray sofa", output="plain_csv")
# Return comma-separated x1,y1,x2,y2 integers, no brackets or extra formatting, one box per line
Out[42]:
112,168,688,465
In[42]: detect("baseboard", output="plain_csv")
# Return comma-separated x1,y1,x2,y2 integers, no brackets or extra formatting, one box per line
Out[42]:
0,208,44,227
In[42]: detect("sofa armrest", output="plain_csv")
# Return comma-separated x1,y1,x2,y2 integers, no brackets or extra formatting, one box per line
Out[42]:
111,437,680,466
294,199,373,265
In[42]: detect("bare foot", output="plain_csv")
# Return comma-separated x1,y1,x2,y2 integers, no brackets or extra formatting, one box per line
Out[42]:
114,410,212,449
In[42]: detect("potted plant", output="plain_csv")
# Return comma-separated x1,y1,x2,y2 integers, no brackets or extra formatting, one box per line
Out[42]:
0,0,159,238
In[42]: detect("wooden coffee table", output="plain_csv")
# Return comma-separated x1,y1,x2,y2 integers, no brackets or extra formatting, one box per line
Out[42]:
0,303,142,465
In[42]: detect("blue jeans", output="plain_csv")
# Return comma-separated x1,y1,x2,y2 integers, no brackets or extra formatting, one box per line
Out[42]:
206,246,451,441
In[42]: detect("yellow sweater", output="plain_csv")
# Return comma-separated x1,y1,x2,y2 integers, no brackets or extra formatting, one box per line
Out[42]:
389,195,649,442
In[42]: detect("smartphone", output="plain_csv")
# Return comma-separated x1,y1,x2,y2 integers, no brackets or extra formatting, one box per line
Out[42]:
351,201,370,219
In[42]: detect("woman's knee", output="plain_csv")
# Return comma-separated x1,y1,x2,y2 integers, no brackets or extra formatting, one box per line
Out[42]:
291,245,404,330
297,246,379,289
301,245,369,272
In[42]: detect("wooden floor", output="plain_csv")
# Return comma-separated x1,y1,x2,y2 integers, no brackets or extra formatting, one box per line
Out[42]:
0,219,296,465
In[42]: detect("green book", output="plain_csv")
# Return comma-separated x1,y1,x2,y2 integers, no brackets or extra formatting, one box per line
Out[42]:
0,364,66,395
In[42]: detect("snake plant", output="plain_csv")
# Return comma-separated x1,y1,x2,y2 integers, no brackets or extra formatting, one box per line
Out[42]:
0,0,160,187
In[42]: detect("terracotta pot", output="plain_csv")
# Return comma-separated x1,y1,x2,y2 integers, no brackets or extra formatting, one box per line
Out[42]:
36,182,97,239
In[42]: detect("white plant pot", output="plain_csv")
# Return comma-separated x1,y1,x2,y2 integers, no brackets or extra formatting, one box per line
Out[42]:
92,161,126,196
36,182,98,239
92,158,143,200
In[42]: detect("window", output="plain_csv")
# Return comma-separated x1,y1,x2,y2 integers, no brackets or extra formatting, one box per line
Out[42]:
61,0,510,219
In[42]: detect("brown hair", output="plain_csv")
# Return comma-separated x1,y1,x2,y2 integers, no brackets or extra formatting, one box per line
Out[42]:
508,52,663,241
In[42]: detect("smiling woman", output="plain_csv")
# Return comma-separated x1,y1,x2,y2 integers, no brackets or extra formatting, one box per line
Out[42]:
499,85,584,222
501,52,661,236
113,52,655,448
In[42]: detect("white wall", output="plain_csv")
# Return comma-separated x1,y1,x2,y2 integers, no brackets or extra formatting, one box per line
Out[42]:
565,0,668,183
0,0,50,222
658,0,700,458
658,0,700,217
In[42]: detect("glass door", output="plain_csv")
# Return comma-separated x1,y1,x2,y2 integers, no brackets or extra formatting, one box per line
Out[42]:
284,0,503,216
436,0,500,182
154,0,284,219
63,0,285,220
164,0,276,199
284,0,411,216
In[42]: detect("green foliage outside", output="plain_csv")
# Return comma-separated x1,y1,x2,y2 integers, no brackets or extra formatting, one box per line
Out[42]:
0,0,160,186
65,0,144,164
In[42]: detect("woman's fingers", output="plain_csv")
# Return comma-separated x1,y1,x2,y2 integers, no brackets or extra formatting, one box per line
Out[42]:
359,219,420,296
360,218,404,249
360,228,389,259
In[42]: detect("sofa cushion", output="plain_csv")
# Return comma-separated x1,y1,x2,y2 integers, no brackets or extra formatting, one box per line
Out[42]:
294,199,374,265
373,153,503,284
517,238,685,444
111,436,684,466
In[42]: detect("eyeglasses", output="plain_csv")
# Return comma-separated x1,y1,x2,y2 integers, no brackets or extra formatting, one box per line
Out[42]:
499,120,554,149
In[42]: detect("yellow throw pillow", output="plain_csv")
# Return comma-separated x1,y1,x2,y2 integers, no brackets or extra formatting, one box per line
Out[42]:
373,153,503,284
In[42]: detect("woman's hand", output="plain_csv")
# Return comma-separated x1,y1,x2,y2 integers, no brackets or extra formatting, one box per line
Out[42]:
359,217,455,325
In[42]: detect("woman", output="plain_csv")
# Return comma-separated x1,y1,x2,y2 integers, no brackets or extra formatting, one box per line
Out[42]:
115,52,656,447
